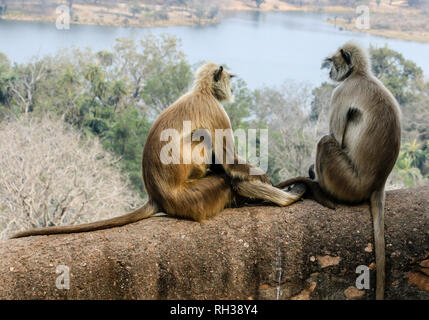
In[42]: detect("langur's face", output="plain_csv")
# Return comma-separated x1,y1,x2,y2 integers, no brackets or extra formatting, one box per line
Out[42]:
213,66,236,103
324,48,353,82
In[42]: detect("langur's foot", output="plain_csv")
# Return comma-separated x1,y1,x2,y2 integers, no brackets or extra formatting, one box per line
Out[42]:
284,182,307,197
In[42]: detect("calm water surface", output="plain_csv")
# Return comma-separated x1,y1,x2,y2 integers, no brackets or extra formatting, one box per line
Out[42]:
0,11,428,89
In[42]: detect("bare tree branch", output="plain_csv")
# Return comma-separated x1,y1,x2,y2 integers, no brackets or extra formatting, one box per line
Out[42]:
0,116,142,239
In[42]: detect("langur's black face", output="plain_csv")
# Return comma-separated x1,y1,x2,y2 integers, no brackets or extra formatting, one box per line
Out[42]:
324,48,353,82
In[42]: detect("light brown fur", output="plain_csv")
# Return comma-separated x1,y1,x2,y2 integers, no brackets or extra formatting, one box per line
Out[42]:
277,42,401,300
11,62,305,238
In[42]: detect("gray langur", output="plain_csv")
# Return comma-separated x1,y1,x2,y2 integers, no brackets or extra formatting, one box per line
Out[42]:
277,42,401,300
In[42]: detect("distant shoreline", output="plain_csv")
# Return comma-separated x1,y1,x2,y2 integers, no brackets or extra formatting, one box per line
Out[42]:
221,4,429,44
0,13,218,29
1,3,427,44
326,18,429,44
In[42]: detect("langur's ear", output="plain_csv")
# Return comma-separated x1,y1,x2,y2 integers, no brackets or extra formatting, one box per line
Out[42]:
214,66,223,82
340,49,352,66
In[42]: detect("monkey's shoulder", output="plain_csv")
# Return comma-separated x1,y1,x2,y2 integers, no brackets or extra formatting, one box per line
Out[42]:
334,75,398,112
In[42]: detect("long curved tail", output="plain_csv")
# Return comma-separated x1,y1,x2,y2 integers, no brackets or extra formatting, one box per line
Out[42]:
10,200,159,239
370,189,386,300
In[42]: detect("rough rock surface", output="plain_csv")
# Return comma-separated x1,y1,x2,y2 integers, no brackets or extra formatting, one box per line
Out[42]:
0,187,428,300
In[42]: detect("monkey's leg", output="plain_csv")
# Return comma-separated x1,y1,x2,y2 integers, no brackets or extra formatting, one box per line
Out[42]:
315,135,369,202
371,189,386,300
234,180,305,207
317,136,386,299
214,146,304,207
163,174,233,222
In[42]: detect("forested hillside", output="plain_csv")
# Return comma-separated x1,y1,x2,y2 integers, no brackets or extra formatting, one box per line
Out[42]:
0,34,427,237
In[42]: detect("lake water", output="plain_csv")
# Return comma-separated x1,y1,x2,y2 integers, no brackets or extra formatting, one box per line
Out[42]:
1,11,429,89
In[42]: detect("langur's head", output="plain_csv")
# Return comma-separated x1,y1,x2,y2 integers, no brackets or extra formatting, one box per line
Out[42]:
324,41,371,82
194,62,235,102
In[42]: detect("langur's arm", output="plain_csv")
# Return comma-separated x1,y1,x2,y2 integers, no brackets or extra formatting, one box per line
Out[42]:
333,106,360,149
211,130,270,184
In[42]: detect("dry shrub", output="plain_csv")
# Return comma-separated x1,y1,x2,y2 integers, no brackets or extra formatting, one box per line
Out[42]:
0,116,142,239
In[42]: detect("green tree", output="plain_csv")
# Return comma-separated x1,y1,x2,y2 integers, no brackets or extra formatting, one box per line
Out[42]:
104,107,152,195
108,79,129,112
394,144,425,187
0,53,12,108
113,34,192,115
223,78,254,129
393,133,428,187
140,60,192,115
309,82,334,122
370,45,423,104
400,79,429,146
400,139,427,172
96,50,114,67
